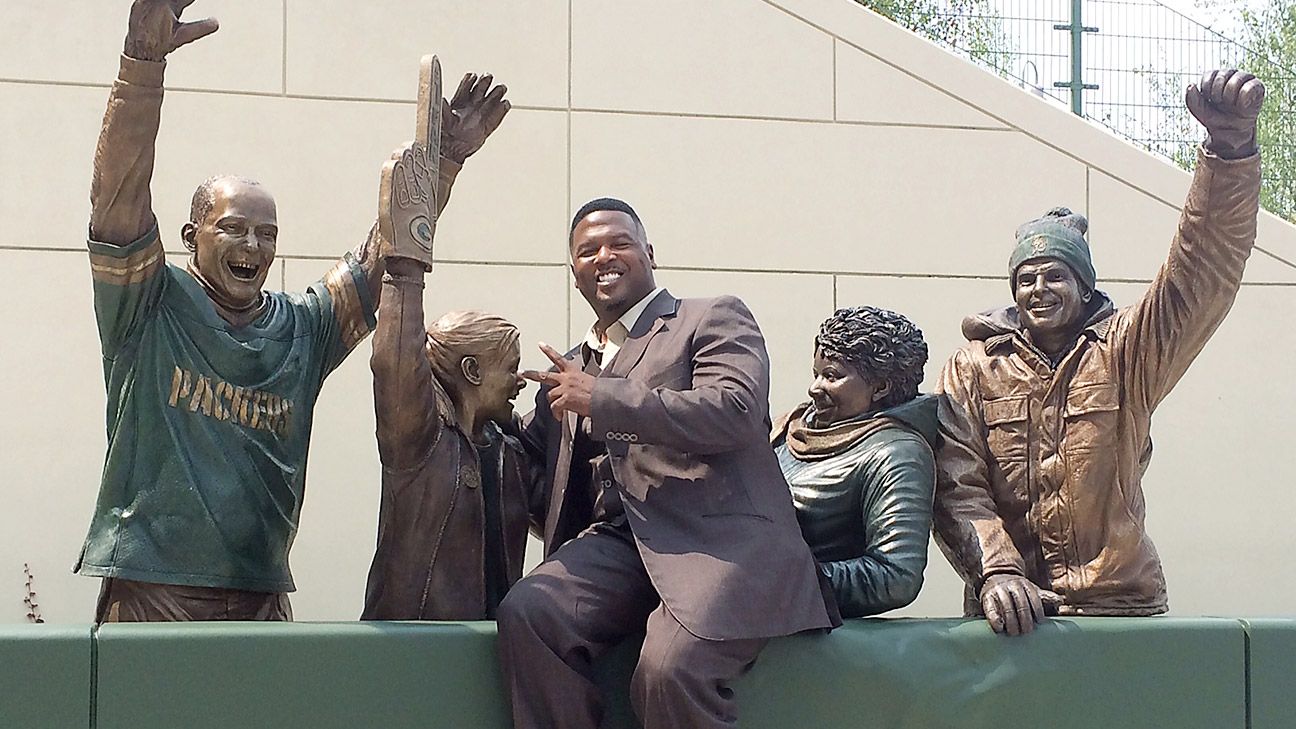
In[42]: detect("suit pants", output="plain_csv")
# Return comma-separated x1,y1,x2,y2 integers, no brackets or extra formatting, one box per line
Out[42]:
497,521,766,729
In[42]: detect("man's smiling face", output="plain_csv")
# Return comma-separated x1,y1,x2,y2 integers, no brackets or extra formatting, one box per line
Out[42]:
186,178,278,311
569,210,656,326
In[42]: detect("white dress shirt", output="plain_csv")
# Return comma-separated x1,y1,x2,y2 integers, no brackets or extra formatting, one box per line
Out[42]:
582,287,664,368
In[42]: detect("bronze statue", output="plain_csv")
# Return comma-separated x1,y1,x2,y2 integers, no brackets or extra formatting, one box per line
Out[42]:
363,306,534,621
77,0,504,622
772,306,937,618
495,198,837,729
378,55,445,271
933,69,1265,635
361,60,527,620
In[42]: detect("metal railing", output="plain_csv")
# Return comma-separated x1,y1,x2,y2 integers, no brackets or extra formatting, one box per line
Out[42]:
858,0,1295,220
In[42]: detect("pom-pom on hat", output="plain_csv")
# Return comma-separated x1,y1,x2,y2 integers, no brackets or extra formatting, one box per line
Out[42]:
1008,207,1096,293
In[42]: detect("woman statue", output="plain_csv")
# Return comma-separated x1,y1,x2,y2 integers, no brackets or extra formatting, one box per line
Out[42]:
772,306,939,618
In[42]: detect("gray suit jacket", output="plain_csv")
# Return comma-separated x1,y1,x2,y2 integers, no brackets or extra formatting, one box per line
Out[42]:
525,290,836,641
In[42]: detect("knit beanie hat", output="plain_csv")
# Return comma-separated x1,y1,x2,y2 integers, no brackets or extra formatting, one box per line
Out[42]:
1008,207,1096,292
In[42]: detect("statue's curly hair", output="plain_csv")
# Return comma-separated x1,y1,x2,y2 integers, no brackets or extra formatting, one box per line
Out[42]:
815,306,928,410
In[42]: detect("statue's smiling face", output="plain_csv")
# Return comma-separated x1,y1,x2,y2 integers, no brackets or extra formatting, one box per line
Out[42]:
187,179,278,310
1013,259,1088,343
807,349,886,427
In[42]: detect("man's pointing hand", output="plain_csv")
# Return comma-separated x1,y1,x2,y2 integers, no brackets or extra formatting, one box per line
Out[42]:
522,343,596,421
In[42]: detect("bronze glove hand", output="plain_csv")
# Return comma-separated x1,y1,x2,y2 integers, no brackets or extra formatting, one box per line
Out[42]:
378,140,437,268
440,73,512,164
1187,69,1265,160
979,574,1061,636
124,0,219,62
378,57,443,270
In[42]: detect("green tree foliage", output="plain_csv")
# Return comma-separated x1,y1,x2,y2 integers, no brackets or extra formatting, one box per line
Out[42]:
1233,1,1296,220
855,0,1011,74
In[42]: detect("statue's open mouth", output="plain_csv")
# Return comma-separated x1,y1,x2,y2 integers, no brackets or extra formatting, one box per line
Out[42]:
227,261,260,281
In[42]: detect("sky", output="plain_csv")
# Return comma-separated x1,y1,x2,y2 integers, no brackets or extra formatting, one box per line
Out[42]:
1151,0,1261,36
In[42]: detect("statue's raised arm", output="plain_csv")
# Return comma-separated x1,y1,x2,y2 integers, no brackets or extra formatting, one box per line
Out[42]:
90,0,218,245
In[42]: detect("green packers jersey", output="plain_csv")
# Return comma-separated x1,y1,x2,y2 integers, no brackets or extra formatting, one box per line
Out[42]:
76,227,375,592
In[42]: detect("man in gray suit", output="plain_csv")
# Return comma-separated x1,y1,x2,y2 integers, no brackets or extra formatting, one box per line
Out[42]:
498,198,837,729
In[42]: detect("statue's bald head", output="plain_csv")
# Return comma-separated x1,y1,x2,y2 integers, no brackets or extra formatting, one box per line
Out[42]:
189,175,268,226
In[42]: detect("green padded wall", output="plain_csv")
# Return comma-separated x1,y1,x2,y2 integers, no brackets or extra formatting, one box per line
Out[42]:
735,618,1247,729
1244,619,1296,729
0,624,92,729
95,622,510,729
0,617,1278,728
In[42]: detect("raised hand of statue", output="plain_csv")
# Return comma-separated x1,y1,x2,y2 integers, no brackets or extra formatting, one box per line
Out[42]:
522,343,597,420
440,73,511,164
124,0,219,62
979,574,1061,636
1186,69,1265,160
378,56,443,270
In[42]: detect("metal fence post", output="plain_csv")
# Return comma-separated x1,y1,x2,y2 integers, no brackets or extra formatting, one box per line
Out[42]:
1054,0,1100,115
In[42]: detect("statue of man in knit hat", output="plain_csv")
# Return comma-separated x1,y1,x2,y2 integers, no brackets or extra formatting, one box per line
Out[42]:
932,69,1265,636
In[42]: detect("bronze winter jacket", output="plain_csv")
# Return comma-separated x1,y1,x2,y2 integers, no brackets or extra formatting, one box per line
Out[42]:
362,263,538,621
774,395,940,618
933,148,1260,616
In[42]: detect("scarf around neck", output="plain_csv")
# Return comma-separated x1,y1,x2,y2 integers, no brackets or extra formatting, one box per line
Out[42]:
771,402,905,462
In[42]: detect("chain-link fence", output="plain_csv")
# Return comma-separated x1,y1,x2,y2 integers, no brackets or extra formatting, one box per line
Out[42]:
859,0,1295,220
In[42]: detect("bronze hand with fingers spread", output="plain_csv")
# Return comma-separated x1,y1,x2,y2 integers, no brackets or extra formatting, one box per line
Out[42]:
441,73,512,164
123,0,219,63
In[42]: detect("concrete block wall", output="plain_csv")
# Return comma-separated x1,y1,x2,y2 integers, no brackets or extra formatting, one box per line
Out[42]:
1,0,1293,623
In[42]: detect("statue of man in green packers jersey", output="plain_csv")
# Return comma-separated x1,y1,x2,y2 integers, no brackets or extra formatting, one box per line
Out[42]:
78,0,510,622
